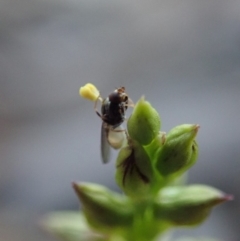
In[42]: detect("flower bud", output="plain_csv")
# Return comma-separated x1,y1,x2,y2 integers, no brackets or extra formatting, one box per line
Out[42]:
127,97,161,145
144,131,166,160
155,124,199,177
115,140,154,199
153,185,233,226
73,182,133,232
79,83,100,101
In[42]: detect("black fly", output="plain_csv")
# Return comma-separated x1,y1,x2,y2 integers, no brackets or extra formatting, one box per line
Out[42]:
95,87,132,163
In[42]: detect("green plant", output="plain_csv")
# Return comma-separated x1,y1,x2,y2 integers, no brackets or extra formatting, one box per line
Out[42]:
42,83,232,241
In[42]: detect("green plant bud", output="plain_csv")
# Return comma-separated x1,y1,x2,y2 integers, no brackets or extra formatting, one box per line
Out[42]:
40,211,106,241
144,131,166,160
153,185,233,226
115,140,154,199
73,182,133,232
127,97,161,145
155,124,199,177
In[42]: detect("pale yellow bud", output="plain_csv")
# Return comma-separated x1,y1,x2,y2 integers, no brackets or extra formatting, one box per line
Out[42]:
79,83,100,101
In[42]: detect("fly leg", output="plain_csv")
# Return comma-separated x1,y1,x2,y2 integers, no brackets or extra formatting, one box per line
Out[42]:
94,95,103,119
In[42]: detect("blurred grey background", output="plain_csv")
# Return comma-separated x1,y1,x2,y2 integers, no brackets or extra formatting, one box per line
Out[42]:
0,0,239,240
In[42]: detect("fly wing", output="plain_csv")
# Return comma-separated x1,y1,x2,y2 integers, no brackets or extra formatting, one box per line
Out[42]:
101,122,110,163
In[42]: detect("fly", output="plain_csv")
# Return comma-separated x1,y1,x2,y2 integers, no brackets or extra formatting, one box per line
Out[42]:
95,87,132,163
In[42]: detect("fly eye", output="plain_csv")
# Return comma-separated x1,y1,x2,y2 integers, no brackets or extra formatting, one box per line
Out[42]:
122,95,128,102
